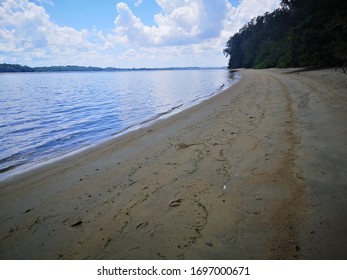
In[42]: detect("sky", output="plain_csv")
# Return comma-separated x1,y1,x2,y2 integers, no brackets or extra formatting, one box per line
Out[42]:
0,0,282,68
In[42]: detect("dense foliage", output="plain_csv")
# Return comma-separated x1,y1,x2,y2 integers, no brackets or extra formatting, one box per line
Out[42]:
0,63,35,72
224,0,347,69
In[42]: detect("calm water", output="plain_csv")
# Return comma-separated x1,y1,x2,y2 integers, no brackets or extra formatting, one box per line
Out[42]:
0,69,239,179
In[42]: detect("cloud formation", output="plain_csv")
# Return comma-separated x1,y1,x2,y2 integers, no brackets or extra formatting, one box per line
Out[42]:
110,0,281,66
113,0,281,46
0,0,281,67
0,0,106,64
135,0,143,7
113,0,230,46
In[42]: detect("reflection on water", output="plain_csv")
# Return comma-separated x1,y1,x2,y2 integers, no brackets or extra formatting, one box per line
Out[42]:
0,69,240,178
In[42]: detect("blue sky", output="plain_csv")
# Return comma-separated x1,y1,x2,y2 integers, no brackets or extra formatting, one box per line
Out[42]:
45,0,162,30
44,0,241,30
0,0,281,68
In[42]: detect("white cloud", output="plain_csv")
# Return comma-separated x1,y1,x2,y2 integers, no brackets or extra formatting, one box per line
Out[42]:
0,0,282,67
113,2,159,45
113,0,231,46
112,0,281,47
222,0,282,39
110,0,281,67
120,48,137,59
32,0,54,6
0,0,102,64
135,0,143,7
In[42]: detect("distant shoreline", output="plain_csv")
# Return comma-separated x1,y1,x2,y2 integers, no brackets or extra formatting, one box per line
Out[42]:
0,63,227,74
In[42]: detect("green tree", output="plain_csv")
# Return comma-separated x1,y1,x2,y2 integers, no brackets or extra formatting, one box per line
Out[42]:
224,0,347,69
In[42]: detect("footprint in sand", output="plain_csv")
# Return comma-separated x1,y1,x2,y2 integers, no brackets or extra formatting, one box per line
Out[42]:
136,222,149,229
70,220,83,227
169,199,183,207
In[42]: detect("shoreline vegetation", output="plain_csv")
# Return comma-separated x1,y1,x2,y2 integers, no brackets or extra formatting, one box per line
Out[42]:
223,0,347,71
1,68,347,259
0,63,226,73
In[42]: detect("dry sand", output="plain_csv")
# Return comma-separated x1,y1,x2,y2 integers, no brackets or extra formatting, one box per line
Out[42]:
0,68,346,260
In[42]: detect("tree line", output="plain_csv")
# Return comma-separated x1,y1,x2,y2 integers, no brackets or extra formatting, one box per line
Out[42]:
0,63,221,73
0,64,111,73
223,0,347,69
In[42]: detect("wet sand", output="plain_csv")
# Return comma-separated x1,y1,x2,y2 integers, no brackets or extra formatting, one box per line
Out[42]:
1,68,346,259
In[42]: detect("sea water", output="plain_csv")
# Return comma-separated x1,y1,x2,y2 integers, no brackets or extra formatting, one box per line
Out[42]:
0,69,239,179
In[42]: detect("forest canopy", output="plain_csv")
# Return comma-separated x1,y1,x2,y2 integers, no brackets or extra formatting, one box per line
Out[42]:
223,0,347,69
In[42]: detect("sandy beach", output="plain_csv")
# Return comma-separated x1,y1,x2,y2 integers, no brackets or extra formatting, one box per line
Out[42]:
1,68,346,260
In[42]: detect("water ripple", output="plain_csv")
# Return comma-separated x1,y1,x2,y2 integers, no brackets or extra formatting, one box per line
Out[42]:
0,69,239,178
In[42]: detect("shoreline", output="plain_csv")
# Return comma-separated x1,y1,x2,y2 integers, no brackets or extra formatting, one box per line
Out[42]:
0,70,240,181
1,68,346,259
0,72,240,184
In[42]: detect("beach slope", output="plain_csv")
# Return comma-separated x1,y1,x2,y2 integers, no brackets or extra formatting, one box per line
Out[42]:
1,68,346,259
